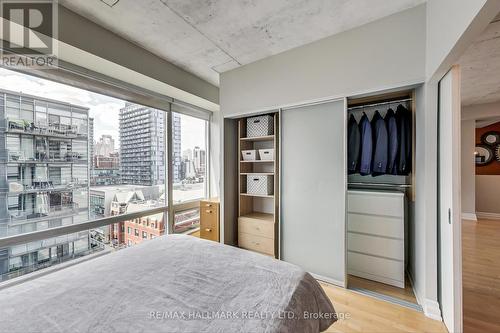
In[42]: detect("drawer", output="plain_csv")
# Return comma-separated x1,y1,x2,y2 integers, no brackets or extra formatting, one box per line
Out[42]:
348,251,404,287
348,191,404,217
348,232,404,261
348,213,403,239
238,217,274,239
200,225,219,242
200,206,219,227
239,232,274,256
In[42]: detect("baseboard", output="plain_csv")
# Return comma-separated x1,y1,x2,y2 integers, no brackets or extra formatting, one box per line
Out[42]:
311,273,345,288
423,299,442,321
406,270,423,307
476,212,500,220
461,212,477,221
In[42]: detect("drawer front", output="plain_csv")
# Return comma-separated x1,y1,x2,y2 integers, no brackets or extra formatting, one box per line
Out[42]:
200,225,219,242
238,218,274,239
348,233,404,261
239,233,274,256
348,213,403,239
200,206,219,228
348,251,404,286
348,191,404,217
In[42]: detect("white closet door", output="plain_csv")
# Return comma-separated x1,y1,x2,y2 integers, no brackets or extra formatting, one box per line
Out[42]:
438,66,462,333
281,99,346,286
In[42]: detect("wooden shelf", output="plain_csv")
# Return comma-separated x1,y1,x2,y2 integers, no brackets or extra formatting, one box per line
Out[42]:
240,160,274,163
239,212,275,223
240,135,274,142
240,193,274,198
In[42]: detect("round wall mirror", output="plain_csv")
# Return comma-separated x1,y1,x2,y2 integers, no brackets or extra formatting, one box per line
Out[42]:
481,131,500,146
475,144,494,166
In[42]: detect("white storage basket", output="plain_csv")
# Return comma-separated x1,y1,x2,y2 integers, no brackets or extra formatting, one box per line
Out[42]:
258,149,274,161
247,115,274,137
242,150,258,161
247,175,273,196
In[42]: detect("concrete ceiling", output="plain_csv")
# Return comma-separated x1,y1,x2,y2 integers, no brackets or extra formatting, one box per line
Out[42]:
60,0,425,86
460,15,500,106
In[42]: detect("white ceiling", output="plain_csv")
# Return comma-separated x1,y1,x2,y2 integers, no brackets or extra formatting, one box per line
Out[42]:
60,0,425,86
460,15,500,106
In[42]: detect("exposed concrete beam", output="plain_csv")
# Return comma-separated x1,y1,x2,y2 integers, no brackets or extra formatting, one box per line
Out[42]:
57,5,219,107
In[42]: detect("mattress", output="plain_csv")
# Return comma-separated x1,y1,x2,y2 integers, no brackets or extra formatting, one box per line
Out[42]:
0,234,336,333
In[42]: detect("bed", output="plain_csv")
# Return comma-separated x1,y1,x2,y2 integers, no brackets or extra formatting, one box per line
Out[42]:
0,235,336,332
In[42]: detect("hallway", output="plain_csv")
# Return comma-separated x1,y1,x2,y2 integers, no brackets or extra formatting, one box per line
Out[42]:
463,219,500,332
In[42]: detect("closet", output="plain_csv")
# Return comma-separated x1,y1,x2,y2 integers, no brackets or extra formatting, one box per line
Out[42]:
346,90,416,302
223,87,419,303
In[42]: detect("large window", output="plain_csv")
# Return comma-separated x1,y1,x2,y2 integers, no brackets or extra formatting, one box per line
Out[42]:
0,67,211,280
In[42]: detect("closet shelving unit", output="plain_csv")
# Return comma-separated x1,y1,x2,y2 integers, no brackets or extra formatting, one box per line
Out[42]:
237,113,279,258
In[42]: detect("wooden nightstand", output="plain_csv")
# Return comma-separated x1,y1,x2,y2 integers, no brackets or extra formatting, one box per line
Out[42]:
200,199,219,242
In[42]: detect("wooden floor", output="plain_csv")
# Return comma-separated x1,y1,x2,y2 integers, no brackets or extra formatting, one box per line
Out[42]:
462,219,500,333
321,282,446,333
348,275,418,304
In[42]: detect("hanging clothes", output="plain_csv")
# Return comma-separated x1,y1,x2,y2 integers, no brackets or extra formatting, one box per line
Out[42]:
347,114,361,174
396,104,412,175
385,108,399,175
359,113,373,176
371,111,389,176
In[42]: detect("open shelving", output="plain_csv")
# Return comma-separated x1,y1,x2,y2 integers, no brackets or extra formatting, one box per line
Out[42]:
237,113,279,258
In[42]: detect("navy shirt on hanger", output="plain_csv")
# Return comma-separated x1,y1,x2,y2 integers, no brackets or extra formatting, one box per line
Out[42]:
397,104,412,175
359,113,373,176
347,114,361,174
371,111,389,176
385,108,399,175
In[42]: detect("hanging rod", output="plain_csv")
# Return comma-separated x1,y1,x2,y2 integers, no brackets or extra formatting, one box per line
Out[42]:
348,182,412,188
347,98,412,111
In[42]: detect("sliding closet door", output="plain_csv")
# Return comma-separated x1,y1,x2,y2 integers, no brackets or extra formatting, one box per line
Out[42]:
281,99,346,285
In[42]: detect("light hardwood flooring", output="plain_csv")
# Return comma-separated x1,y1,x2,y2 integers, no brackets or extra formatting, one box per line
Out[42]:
348,275,418,305
321,282,446,333
462,219,500,333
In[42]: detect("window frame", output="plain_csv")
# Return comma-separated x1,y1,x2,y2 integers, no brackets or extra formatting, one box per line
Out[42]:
0,63,212,250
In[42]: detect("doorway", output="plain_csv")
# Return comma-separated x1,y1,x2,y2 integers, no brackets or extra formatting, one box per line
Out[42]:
458,12,500,333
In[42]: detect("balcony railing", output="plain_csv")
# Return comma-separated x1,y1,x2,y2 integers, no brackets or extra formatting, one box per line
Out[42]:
9,203,82,223
5,118,87,139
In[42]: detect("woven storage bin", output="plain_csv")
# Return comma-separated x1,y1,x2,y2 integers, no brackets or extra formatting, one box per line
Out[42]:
247,115,274,137
242,150,258,161
258,149,274,161
247,175,273,196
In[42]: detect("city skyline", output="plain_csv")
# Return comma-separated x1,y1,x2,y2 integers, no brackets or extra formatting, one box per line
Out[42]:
0,68,206,152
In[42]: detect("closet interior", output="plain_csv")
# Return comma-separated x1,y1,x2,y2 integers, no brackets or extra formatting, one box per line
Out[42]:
346,89,418,307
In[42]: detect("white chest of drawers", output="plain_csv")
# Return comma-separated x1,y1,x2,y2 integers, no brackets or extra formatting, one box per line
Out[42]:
347,190,406,288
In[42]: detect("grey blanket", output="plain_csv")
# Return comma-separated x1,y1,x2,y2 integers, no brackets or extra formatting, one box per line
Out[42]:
0,235,336,333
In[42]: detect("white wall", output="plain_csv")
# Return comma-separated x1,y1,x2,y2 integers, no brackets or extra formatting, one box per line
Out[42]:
461,120,476,218
476,175,500,216
220,5,426,117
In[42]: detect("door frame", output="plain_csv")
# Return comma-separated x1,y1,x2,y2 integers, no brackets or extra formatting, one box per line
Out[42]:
437,65,463,332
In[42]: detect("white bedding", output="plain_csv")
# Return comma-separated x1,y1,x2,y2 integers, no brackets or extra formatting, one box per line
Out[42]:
0,234,336,332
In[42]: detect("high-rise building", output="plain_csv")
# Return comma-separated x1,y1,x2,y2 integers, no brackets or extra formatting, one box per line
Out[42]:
119,103,166,186
193,146,206,176
172,113,182,183
89,117,94,170
0,89,91,278
95,134,115,157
